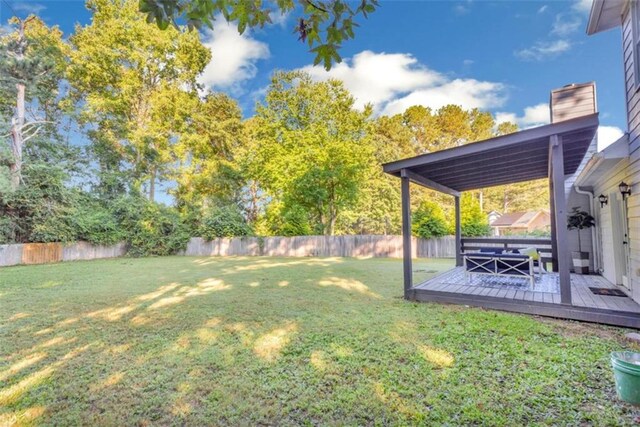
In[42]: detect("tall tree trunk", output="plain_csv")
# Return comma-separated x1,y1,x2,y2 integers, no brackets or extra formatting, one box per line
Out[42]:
248,181,259,223
149,167,156,201
9,20,27,191
9,83,25,190
479,190,484,212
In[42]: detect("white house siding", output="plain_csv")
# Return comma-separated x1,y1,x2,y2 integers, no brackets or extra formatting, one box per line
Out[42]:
593,158,631,285
618,5,640,301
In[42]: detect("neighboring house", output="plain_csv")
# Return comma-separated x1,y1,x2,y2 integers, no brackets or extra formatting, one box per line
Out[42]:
489,210,551,236
569,0,640,302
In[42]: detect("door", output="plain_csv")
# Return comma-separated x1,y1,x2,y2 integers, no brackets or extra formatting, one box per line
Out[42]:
611,192,631,289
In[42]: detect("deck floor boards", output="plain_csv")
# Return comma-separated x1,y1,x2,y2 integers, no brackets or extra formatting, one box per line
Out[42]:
414,267,640,314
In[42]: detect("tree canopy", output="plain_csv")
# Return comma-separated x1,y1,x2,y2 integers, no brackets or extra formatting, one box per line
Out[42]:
139,0,378,70
0,1,552,253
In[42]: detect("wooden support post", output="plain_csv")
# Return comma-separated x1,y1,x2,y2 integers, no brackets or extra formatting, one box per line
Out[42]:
549,163,559,272
400,169,412,298
455,195,462,267
550,135,572,305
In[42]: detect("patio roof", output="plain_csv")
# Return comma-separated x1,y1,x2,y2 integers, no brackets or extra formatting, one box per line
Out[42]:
382,113,599,192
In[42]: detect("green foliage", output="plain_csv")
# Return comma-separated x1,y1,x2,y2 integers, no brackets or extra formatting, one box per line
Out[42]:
69,199,123,245
110,196,190,256
0,162,76,243
459,193,490,237
412,200,449,238
567,206,596,252
0,4,553,247
567,207,596,230
67,0,211,200
139,0,378,70
199,205,252,239
245,71,372,236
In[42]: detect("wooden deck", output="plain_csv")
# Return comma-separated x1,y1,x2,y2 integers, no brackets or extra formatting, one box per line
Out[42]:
411,267,640,328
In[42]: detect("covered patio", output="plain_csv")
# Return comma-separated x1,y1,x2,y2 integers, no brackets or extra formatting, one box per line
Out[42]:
383,113,640,328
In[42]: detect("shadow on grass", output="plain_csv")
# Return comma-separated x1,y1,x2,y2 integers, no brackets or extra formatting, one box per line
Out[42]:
0,256,637,425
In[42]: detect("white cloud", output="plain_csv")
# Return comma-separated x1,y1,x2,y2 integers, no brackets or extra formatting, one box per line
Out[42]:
269,10,291,27
11,2,46,14
538,5,548,14
496,106,625,152
572,0,593,14
381,79,506,116
0,24,14,35
198,20,270,91
551,15,582,36
299,50,507,115
515,39,572,61
597,125,624,151
454,4,470,15
496,103,550,128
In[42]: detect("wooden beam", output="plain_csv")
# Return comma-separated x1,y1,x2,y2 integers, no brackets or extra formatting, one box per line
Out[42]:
455,195,462,267
401,171,412,297
550,134,572,304
400,169,460,197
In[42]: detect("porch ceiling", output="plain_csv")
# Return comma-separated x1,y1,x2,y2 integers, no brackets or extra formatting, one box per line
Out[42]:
382,113,599,192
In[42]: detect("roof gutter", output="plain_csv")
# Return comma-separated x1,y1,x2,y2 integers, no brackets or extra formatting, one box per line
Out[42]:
586,0,606,35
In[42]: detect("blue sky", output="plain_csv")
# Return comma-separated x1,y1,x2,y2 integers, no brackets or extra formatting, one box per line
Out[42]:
0,0,626,143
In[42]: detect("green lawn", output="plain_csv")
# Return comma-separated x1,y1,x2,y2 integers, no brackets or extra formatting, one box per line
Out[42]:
1,256,639,426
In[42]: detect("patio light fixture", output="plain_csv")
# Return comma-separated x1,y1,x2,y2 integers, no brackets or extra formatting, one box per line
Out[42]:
619,182,632,200
598,194,608,208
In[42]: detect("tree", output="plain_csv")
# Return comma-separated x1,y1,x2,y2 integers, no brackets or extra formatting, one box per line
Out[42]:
67,0,211,201
337,115,414,234
458,193,489,237
0,16,68,190
246,71,372,235
139,0,378,70
171,92,244,212
412,200,448,238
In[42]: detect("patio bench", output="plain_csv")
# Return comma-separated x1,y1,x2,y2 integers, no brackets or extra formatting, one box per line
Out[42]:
463,250,535,287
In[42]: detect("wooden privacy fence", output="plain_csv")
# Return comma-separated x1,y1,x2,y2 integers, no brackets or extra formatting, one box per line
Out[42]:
0,241,127,267
182,235,456,258
0,235,457,267
22,243,63,264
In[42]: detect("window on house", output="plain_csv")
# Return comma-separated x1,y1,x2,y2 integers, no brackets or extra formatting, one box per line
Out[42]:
633,0,640,89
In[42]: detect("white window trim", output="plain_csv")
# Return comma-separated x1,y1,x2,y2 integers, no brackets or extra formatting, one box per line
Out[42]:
632,0,640,90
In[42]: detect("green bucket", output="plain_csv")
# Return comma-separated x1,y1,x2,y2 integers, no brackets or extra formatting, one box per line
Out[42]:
611,351,640,405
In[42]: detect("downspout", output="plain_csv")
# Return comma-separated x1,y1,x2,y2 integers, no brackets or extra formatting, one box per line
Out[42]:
574,186,600,273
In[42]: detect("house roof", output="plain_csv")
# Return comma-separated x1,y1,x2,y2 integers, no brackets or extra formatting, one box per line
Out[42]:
490,211,549,228
382,113,599,192
574,132,630,187
587,0,626,35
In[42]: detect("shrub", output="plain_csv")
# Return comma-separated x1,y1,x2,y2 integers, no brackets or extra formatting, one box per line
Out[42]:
258,202,312,236
459,193,490,237
111,196,190,256
69,199,123,245
412,200,449,238
199,205,252,239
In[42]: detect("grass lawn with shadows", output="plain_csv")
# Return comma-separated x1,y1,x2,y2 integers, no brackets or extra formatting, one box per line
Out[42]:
1,256,639,425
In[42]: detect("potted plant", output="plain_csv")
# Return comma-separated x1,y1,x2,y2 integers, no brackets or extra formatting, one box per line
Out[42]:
567,207,595,274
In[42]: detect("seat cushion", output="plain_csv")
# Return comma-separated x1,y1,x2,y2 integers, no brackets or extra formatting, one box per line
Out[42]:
479,247,503,254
